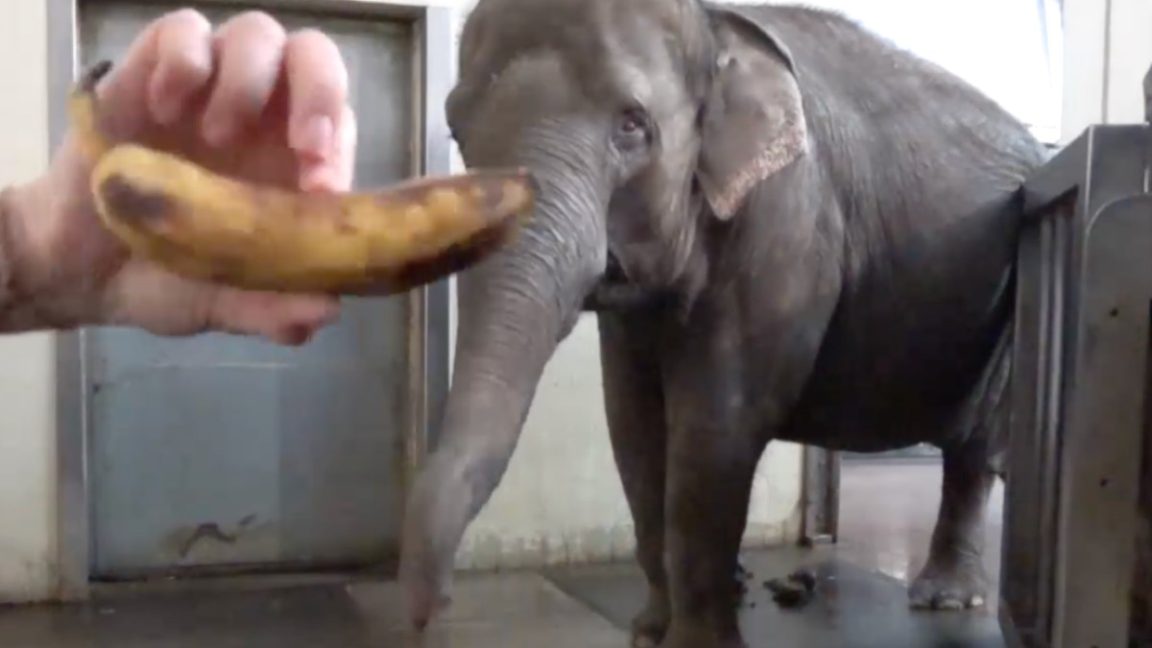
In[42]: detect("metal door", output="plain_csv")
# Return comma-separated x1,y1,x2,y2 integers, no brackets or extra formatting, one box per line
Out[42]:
78,0,417,580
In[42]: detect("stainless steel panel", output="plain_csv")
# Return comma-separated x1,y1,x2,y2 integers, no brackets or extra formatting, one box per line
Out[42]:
1002,121,1152,647
1052,193,1152,647
78,0,417,578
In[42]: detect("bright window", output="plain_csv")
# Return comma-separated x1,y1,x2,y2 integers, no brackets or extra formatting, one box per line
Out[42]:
791,0,1064,144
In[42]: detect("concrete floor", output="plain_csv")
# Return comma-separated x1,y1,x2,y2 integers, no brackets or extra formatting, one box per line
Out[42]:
0,458,1006,647
545,459,1005,648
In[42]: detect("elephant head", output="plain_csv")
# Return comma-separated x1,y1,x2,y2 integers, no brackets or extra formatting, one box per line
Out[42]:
399,0,809,624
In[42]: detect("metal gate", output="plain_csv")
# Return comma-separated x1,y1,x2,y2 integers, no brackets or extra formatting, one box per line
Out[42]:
1000,64,1152,648
50,0,452,583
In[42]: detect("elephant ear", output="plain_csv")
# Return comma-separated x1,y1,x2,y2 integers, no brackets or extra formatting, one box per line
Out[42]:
696,10,809,221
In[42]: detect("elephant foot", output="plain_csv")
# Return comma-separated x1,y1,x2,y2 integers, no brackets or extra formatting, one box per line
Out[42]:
908,559,988,611
630,593,670,647
659,623,746,648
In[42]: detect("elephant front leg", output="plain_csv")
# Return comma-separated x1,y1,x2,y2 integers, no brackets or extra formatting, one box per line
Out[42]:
659,334,773,648
599,312,671,647
661,416,766,648
909,439,997,610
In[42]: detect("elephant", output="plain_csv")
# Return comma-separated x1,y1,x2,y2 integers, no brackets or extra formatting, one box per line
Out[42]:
398,0,1048,646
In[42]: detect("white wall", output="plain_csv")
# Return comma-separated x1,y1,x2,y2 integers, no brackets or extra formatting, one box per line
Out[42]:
1097,0,1152,127
0,0,58,604
455,315,803,570
1053,0,1151,141
797,0,1063,143
1101,0,1152,125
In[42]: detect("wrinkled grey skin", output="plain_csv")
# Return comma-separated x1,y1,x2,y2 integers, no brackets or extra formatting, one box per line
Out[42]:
398,1,1047,646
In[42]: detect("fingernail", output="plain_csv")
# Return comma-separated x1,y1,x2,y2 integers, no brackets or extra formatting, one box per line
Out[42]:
294,115,333,156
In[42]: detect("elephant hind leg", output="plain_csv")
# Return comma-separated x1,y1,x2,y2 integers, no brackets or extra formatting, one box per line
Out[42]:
911,328,1010,611
909,439,997,610
598,312,671,647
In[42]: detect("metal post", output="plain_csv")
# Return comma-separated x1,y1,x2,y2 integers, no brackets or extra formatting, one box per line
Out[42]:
800,447,839,545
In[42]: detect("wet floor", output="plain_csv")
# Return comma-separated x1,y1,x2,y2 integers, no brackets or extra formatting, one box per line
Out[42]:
0,458,1006,647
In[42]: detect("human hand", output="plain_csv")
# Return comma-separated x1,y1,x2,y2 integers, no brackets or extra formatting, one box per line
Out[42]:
5,8,356,344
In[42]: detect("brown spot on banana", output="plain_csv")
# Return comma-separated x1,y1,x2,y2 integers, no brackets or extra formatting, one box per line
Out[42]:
71,60,537,296
373,217,518,295
98,174,173,223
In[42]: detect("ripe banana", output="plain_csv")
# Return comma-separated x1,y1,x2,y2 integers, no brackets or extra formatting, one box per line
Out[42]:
69,60,535,295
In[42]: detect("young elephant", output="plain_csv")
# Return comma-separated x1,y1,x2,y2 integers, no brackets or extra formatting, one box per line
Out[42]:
399,1,1047,646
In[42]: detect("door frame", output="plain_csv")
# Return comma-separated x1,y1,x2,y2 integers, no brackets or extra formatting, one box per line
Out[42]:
46,0,457,600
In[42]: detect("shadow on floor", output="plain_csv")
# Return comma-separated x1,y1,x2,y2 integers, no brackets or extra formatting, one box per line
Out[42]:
0,459,1007,647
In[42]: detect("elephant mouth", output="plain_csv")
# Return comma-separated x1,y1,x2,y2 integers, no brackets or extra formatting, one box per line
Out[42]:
580,252,672,312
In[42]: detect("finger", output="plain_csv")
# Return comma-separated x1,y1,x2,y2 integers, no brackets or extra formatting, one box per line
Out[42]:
92,9,211,138
300,103,357,192
147,8,214,125
283,28,349,159
200,11,288,147
208,289,340,346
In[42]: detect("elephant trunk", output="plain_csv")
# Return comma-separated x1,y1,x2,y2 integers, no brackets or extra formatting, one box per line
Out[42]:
399,126,607,626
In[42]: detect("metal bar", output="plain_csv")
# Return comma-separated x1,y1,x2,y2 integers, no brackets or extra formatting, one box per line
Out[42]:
418,6,454,455
402,3,455,517
47,0,89,603
1035,208,1071,644
1002,197,1065,645
800,447,839,545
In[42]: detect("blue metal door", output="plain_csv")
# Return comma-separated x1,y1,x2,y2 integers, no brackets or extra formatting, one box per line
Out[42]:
79,1,417,579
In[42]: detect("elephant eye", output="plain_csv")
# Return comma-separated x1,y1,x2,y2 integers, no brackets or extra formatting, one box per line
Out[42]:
614,108,651,150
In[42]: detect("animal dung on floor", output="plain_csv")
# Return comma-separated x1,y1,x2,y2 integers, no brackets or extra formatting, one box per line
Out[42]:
764,568,819,609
